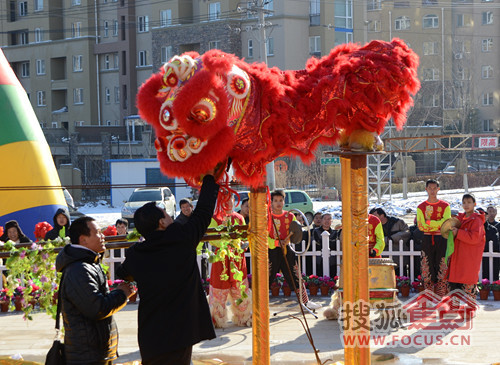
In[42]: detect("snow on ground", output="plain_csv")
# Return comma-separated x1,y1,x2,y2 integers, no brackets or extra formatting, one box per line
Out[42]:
313,185,500,221
78,186,500,228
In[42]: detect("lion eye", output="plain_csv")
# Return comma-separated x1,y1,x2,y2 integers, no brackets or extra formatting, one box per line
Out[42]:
159,100,178,130
190,98,216,124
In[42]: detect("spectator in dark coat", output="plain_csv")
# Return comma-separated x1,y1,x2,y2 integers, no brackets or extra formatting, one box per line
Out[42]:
116,175,219,365
55,216,133,364
45,207,70,240
313,213,339,276
481,206,500,281
174,198,194,225
0,220,31,244
370,207,411,276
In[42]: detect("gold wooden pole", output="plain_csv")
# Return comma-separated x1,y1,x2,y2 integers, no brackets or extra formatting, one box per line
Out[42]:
340,156,355,364
351,155,371,364
249,188,270,364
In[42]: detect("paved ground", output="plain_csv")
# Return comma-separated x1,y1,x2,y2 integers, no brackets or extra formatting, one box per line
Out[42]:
1,293,500,364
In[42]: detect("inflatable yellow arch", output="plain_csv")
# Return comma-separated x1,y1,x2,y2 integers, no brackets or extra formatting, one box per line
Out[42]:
0,49,66,240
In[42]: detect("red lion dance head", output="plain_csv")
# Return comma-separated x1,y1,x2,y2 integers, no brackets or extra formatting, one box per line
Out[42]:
137,38,420,190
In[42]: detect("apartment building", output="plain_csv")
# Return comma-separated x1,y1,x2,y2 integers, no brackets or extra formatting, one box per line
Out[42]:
1,0,497,187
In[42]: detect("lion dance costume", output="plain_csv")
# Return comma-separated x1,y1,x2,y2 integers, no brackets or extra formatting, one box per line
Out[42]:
136,38,420,207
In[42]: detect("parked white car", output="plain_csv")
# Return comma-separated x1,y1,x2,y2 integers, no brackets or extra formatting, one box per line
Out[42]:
121,187,176,226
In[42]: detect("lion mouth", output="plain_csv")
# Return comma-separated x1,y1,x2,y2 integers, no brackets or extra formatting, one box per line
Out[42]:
155,134,207,162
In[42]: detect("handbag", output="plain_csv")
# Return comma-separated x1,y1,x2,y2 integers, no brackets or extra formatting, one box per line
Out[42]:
46,272,66,365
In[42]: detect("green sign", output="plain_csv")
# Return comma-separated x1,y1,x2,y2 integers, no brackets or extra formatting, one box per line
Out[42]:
320,157,340,165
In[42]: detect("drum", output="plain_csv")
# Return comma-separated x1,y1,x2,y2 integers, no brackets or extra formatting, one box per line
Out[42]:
338,258,398,306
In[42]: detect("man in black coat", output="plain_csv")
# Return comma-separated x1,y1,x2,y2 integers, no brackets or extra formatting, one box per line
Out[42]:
55,216,133,364
117,174,219,365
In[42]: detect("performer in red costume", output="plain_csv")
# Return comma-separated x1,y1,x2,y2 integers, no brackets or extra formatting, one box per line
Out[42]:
417,179,451,297
268,190,321,310
208,195,252,328
448,194,485,301
368,214,385,258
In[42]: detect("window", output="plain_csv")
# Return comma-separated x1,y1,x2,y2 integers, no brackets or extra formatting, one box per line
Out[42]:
21,62,29,77
423,14,438,28
482,65,493,79
334,0,353,29
423,68,439,81
367,0,381,10
35,28,43,42
456,67,466,80
423,41,438,55
457,14,472,27
161,46,172,63
138,50,147,66
105,88,111,103
423,94,439,107
74,88,84,104
104,21,109,37
482,92,493,106
335,31,353,46
209,2,220,21
73,55,83,72
309,36,321,56
263,0,273,13
266,37,274,56
75,121,84,126
482,11,493,25
483,119,494,132
72,0,81,5
248,39,253,58
36,59,45,75
368,20,381,32
37,91,46,106
72,22,81,37
114,86,120,103
105,120,112,126
34,0,43,11
160,9,172,27
114,53,119,69
52,122,58,128
395,16,410,30
20,31,28,44
113,20,119,36
482,38,493,52
209,40,220,50
310,0,320,25
19,1,27,16
104,54,110,69
137,16,149,33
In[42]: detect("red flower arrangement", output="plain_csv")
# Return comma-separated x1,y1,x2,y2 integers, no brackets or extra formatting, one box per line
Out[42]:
102,225,118,236
0,226,3,238
34,221,53,241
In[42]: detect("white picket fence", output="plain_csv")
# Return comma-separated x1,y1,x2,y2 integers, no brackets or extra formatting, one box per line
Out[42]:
2,231,499,284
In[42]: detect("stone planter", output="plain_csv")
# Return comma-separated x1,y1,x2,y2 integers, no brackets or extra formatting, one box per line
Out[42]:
320,285,330,296
0,301,9,313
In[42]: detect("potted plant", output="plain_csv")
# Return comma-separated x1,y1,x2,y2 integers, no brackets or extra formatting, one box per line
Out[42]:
270,273,283,296
282,279,292,297
0,288,10,312
319,276,332,296
12,286,25,311
490,280,500,301
478,278,490,300
397,276,411,297
307,275,320,296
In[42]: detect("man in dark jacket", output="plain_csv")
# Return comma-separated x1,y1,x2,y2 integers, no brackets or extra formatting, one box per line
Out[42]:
55,216,133,365
174,198,194,224
45,207,71,240
117,174,219,365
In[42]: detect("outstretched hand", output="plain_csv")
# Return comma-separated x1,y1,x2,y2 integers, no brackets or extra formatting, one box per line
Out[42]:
117,282,136,298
